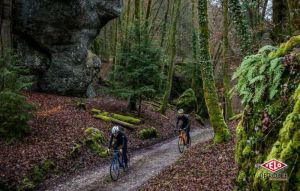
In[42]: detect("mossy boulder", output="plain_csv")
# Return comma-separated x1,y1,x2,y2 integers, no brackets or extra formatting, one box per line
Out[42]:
176,88,197,113
139,127,158,140
84,127,106,144
84,127,108,158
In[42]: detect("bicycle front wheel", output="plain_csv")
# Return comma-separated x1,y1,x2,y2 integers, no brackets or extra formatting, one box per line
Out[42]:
178,137,185,153
110,159,120,181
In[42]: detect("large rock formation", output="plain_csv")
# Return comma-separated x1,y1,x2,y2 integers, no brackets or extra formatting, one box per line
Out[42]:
12,0,122,96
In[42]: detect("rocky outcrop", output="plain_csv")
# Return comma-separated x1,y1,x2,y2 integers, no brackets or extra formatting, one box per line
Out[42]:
12,0,122,96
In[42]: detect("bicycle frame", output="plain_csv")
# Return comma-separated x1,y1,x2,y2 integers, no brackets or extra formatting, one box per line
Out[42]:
179,130,187,145
113,150,123,166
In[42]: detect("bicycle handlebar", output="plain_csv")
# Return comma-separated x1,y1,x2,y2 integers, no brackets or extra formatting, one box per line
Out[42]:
174,128,187,132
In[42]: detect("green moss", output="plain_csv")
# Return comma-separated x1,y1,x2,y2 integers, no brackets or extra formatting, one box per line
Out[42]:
70,143,81,157
139,127,158,140
258,45,277,54
176,88,197,113
234,35,300,190
84,127,106,144
91,108,141,124
84,127,108,158
269,35,300,59
99,150,109,158
242,145,252,156
253,84,300,190
198,0,231,144
91,108,101,114
112,113,141,124
95,114,111,122
229,113,242,121
237,170,246,184
214,128,231,143
94,112,141,126
235,140,246,164
19,177,34,191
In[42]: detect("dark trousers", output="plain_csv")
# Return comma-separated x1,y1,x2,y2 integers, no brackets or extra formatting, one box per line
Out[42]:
114,143,128,166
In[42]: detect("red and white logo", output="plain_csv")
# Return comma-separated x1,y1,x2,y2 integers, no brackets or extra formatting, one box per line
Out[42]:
261,159,287,173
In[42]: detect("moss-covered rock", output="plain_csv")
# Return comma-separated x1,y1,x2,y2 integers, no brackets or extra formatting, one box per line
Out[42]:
84,127,106,144
234,35,300,191
139,127,158,140
176,88,197,113
269,35,300,59
84,127,108,158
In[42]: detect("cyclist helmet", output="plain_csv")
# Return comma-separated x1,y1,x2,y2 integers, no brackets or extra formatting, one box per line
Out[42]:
112,126,120,134
178,109,184,114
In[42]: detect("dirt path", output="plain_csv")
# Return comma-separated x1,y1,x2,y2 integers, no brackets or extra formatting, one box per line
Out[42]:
47,127,213,191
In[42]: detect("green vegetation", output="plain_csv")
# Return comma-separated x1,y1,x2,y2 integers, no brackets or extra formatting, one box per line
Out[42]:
111,10,162,114
0,51,35,142
84,127,108,158
176,88,197,113
197,0,231,143
222,0,234,120
139,127,158,140
234,35,300,190
92,109,141,124
232,45,284,104
69,143,82,158
160,0,182,114
18,160,55,191
228,0,252,55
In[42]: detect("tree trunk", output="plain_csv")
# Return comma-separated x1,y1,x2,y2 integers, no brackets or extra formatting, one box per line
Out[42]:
158,0,170,92
160,0,170,48
112,19,119,82
197,0,231,143
0,0,12,56
229,0,252,55
191,0,197,93
129,96,137,111
272,0,289,42
222,0,234,121
145,0,152,21
134,0,140,20
159,0,181,114
138,95,142,117
261,0,268,24
126,0,132,27
287,0,300,35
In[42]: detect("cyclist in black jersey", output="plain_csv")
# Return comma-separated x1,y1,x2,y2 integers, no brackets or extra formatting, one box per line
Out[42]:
176,109,191,146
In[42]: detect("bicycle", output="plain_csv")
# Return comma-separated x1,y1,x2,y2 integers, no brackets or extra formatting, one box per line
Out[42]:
175,128,191,153
109,149,130,181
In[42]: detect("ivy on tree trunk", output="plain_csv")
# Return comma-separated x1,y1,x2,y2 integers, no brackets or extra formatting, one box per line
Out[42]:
197,0,231,143
229,0,252,55
222,0,234,120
